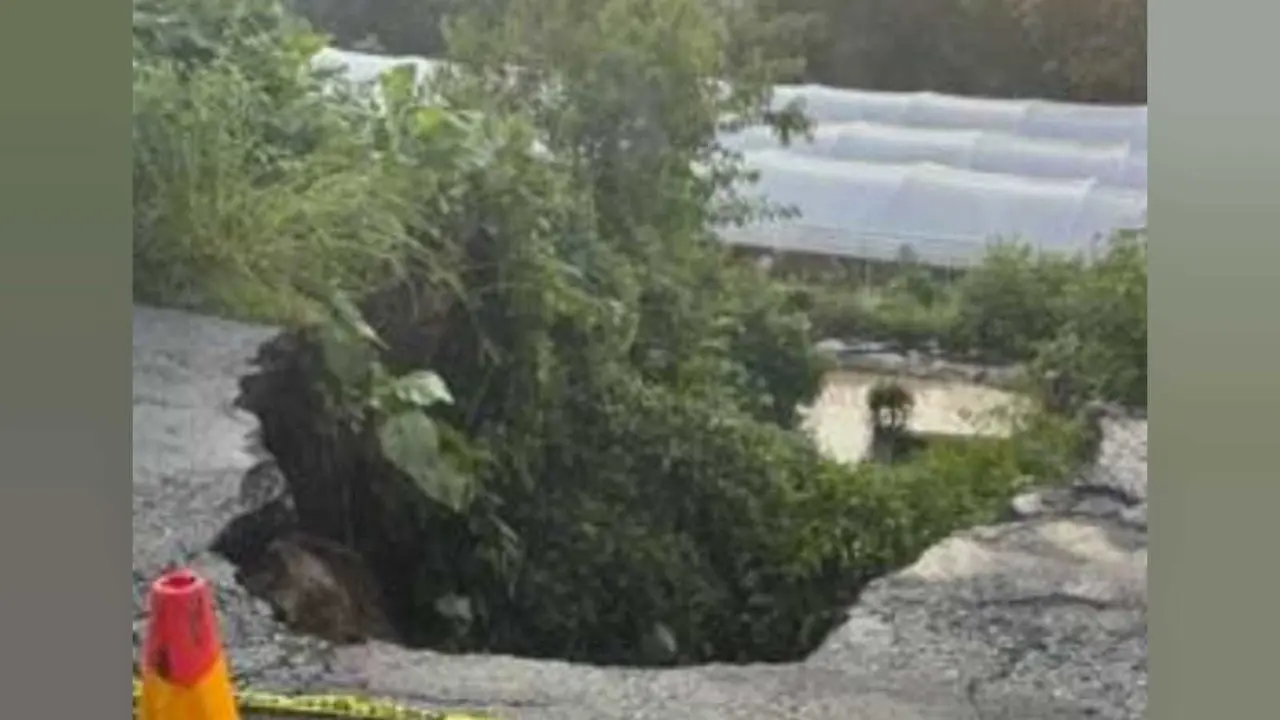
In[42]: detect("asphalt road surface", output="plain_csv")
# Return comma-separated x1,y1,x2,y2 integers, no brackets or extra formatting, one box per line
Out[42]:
132,305,1147,720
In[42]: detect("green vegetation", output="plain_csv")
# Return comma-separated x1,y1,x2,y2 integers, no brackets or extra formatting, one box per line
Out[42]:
133,0,421,321
797,232,1148,411
134,0,1127,666
290,0,1146,103
779,0,1146,102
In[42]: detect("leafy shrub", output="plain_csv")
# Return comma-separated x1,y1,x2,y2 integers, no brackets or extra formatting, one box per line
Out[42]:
803,282,959,351
484,364,1083,663
1031,231,1147,409
718,267,831,428
798,232,1146,411
948,243,1083,362
484,365,856,662
865,409,1085,546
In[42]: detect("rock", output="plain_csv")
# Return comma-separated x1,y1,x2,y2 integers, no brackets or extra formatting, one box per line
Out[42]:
134,306,1146,719
210,496,300,568
237,531,398,646
1009,491,1045,519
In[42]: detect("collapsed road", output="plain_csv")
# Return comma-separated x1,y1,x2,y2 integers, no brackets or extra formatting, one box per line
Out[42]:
131,304,1147,720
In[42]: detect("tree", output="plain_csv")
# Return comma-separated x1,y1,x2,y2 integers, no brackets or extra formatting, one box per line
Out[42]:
868,380,914,433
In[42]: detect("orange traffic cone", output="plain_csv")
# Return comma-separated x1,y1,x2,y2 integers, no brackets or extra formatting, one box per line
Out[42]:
138,569,241,720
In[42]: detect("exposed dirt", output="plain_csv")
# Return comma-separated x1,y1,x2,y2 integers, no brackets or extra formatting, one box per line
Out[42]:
236,531,398,645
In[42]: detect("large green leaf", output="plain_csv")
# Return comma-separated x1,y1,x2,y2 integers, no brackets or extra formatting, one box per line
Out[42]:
377,410,474,512
389,370,455,409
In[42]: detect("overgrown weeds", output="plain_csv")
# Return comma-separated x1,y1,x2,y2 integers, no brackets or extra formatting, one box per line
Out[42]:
133,0,419,321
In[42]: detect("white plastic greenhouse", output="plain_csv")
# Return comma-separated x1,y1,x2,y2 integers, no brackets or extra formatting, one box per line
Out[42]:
770,85,1148,151
725,150,1146,265
720,122,1147,190
311,48,1149,266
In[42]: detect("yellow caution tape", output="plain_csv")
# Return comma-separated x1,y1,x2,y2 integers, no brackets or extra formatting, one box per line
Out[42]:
133,676,491,719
